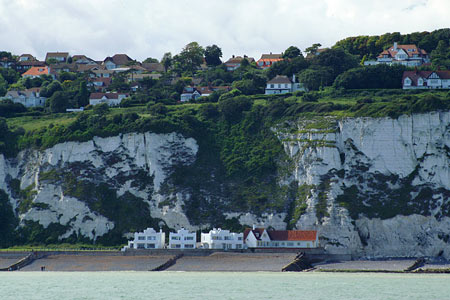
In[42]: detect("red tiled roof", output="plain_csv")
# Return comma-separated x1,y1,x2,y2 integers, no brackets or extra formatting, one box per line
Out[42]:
18,61,45,67
89,77,112,85
259,53,283,60
142,63,164,72
268,230,317,241
402,70,450,86
104,54,133,66
45,52,69,61
244,228,317,241
378,44,427,59
22,66,49,77
225,56,255,64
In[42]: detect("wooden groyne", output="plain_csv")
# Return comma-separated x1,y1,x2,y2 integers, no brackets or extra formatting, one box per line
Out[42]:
151,254,184,271
282,252,314,272
0,253,37,271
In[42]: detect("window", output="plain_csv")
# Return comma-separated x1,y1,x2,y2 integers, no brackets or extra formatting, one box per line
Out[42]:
270,84,274,88
238,237,242,240
171,236,180,240
236,244,242,249
287,242,294,246
147,236,156,240
224,236,231,240
138,236,145,240
185,244,194,248
137,243,145,249
185,236,194,240
146,243,155,249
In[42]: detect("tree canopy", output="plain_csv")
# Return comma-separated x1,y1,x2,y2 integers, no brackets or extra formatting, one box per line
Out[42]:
205,44,223,66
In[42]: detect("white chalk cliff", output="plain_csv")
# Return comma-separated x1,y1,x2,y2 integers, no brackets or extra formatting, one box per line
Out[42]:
1,111,449,258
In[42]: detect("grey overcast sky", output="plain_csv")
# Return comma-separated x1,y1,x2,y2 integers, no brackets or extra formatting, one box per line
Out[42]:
0,0,448,62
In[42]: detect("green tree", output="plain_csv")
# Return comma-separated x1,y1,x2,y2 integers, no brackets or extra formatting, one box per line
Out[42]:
143,57,159,63
161,52,173,72
431,40,450,69
305,43,322,55
174,42,205,74
298,67,334,90
47,91,68,113
0,190,18,247
0,74,7,96
204,44,223,66
40,80,62,98
311,48,359,82
93,103,109,115
283,46,302,59
76,82,89,107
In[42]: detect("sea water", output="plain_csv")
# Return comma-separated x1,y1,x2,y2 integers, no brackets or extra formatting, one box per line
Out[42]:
1,272,449,300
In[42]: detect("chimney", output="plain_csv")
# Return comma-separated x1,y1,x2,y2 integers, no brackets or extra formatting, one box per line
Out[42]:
394,42,398,50
292,74,296,83
270,52,272,55
159,228,162,233
252,224,256,230
232,55,235,58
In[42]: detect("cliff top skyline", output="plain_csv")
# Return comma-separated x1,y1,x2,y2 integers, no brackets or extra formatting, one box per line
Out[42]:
0,0,448,62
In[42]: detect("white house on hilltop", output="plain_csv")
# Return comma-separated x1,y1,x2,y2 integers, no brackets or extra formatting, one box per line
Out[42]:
2,89,46,107
169,228,197,249
123,228,166,250
201,228,244,250
89,92,128,106
265,75,306,94
375,42,430,66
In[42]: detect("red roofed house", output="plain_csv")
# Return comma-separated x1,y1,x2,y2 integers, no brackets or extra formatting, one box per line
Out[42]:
89,92,128,106
244,227,318,248
224,55,255,71
45,52,70,63
103,54,134,70
87,77,112,92
256,53,283,69
22,66,51,79
402,70,450,90
377,42,430,66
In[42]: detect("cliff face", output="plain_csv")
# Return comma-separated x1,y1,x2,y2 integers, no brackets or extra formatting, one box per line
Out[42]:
1,111,449,258
277,111,450,258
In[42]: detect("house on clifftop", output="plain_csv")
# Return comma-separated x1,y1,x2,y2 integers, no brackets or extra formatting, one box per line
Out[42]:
402,70,450,89
265,75,306,94
376,42,430,66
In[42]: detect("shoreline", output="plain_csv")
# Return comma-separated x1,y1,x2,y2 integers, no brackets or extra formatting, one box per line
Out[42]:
1,250,449,273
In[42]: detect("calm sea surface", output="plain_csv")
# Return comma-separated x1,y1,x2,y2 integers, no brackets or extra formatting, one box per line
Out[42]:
1,272,449,300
